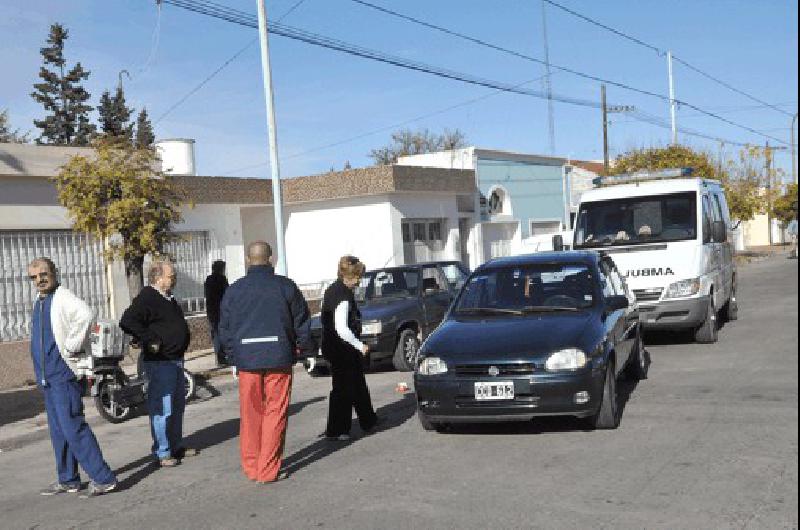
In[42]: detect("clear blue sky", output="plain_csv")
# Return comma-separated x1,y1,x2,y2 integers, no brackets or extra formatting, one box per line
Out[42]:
1,0,797,178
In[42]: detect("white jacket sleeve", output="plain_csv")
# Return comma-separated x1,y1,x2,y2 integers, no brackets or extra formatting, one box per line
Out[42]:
334,300,365,352
60,288,96,355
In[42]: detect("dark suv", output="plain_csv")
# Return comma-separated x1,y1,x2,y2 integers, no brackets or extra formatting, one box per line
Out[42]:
304,261,469,374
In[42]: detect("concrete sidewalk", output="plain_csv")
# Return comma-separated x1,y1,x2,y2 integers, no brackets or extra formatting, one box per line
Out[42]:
0,350,240,452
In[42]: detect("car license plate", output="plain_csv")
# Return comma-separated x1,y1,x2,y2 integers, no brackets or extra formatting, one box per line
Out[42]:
474,381,514,400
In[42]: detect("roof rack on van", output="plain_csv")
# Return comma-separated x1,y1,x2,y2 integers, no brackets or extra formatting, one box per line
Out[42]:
592,167,693,187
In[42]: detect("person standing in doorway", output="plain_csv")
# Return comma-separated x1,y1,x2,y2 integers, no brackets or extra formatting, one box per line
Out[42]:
321,256,381,441
218,241,312,483
27,257,117,498
204,260,229,367
120,259,195,468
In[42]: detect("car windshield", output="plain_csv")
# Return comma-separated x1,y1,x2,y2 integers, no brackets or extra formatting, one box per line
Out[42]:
354,269,420,302
574,192,697,248
454,263,596,315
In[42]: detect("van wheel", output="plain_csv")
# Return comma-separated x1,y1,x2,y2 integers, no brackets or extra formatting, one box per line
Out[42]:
589,360,619,430
393,329,419,372
723,282,738,322
694,296,719,344
624,326,649,381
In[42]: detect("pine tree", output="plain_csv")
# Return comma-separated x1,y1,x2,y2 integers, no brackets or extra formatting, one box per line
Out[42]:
135,108,156,148
98,85,134,143
30,23,95,145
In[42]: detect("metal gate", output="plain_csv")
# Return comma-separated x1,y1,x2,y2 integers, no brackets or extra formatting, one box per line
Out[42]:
155,231,224,314
0,230,111,342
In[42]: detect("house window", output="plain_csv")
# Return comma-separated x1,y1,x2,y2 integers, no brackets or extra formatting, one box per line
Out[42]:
402,219,446,264
402,223,411,243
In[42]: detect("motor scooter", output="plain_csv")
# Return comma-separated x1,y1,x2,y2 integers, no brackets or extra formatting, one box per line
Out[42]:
73,320,196,423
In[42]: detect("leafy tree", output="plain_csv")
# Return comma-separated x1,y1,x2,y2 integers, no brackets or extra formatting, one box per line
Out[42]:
369,128,468,165
54,139,184,296
612,144,765,223
135,108,156,148
30,23,95,145
0,109,30,143
98,85,134,143
772,183,798,225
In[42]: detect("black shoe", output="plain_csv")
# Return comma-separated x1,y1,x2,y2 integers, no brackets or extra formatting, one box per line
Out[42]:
363,415,386,433
40,482,80,496
173,447,198,459
80,480,117,498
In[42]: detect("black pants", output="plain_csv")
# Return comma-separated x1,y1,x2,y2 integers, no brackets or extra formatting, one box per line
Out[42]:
325,363,377,436
209,321,226,366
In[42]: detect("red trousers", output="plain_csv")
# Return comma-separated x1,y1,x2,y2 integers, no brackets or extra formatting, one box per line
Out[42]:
238,368,292,482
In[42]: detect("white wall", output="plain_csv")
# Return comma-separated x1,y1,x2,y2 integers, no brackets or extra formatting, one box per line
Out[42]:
284,197,395,285
180,203,250,282
397,148,475,170
389,193,464,265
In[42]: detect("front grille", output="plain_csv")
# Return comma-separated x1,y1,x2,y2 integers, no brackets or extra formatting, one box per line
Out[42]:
454,363,537,377
634,288,663,303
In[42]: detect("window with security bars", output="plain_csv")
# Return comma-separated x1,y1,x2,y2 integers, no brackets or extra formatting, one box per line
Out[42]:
402,219,446,264
0,230,110,342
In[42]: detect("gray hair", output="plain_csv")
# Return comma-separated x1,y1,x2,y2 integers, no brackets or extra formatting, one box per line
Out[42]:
147,258,174,284
29,257,57,273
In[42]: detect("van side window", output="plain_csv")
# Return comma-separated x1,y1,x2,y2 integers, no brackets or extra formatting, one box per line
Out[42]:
713,194,729,229
702,196,713,244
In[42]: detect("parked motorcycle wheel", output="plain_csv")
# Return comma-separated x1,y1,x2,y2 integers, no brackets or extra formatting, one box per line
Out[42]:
95,376,134,423
183,369,196,402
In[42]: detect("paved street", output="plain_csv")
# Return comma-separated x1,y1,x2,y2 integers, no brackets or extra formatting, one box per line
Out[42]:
0,255,796,529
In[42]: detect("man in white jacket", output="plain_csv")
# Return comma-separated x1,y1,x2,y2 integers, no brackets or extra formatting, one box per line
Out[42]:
27,257,117,498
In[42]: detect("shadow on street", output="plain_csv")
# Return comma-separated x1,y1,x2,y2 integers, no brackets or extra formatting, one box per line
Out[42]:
115,394,326,491
282,392,417,477
0,386,44,427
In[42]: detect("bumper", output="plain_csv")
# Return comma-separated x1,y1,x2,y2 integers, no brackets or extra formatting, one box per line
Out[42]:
639,296,710,330
304,332,396,370
414,365,606,423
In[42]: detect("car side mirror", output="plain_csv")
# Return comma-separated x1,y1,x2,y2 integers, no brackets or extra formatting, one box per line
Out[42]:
713,221,727,243
605,295,629,312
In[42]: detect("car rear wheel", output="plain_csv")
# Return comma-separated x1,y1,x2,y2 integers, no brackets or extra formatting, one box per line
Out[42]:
694,295,719,344
624,326,649,381
393,329,419,372
589,360,619,430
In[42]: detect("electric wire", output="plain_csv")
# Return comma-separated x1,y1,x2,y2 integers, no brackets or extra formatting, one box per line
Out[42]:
162,0,789,145
541,0,794,118
348,0,790,145
154,0,310,124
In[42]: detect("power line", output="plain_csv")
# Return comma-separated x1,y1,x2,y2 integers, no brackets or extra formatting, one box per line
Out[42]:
161,0,789,147
154,0,310,124
346,0,789,145
541,0,794,118
161,0,599,108
221,73,555,175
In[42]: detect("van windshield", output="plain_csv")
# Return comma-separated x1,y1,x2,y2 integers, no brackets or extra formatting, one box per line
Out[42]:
574,192,697,248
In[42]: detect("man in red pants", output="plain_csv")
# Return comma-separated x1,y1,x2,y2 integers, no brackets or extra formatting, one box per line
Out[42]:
218,242,311,483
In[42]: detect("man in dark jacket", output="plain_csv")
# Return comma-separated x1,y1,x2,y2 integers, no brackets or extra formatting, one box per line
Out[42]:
120,259,195,467
204,260,229,366
219,241,311,483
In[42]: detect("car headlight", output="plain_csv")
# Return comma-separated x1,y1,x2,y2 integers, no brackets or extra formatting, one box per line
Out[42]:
418,357,448,375
545,348,587,371
664,278,701,299
362,321,382,335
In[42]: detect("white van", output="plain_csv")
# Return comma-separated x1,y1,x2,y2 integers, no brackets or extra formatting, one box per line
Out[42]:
573,169,737,343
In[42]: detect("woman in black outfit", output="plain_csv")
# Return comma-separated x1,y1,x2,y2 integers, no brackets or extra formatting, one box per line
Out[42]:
321,256,379,441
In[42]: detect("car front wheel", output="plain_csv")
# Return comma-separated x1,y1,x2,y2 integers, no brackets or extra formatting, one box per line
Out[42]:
695,295,719,344
393,329,419,372
417,409,439,432
589,359,619,430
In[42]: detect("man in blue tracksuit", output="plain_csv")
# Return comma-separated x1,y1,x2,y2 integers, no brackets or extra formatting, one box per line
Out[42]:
28,257,117,498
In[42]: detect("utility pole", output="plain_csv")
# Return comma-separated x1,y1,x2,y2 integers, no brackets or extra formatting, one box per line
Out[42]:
766,142,774,246
791,112,798,185
541,0,556,155
667,50,677,144
601,84,609,174
256,0,288,276
600,84,634,176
